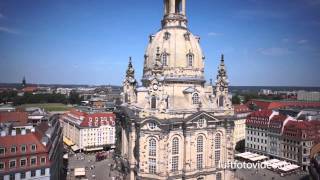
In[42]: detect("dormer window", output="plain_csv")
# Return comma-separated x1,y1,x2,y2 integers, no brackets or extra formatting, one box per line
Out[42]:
197,118,206,128
184,32,190,41
164,31,171,40
148,122,157,130
31,144,37,152
162,53,169,66
192,93,199,104
187,53,194,67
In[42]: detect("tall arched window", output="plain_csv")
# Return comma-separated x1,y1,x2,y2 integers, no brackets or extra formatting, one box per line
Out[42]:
192,93,199,104
219,96,224,107
151,95,157,109
149,138,157,174
197,136,204,169
166,97,169,109
162,53,168,66
124,93,128,103
215,133,221,164
187,53,193,67
175,0,182,13
172,137,179,172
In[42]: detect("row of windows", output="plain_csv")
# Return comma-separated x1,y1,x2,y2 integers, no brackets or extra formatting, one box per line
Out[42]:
247,130,267,136
0,157,46,170
247,143,267,151
160,53,194,67
247,137,267,144
0,168,46,180
148,134,222,174
0,145,37,155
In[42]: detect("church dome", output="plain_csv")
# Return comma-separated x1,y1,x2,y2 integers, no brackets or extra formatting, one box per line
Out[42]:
142,0,205,84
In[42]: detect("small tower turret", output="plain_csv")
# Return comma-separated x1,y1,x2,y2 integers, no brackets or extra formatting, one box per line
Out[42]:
123,57,137,104
214,54,232,111
22,76,26,88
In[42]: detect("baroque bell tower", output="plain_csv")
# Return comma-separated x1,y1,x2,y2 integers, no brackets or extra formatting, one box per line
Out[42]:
162,0,187,28
119,1,235,180
122,57,137,104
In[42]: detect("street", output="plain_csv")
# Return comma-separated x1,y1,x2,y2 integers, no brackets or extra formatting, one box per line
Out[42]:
66,152,124,180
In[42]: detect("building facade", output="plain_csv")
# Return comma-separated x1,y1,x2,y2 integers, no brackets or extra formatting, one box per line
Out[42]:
60,108,116,151
297,91,320,102
119,1,235,179
232,105,251,149
245,109,320,171
0,114,63,180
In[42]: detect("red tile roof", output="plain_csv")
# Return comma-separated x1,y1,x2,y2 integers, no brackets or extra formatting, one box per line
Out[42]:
22,86,38,93
246,110,273,128
0,132,47,158
63,109,116,128
234,104,251,113
247,99,320,110
80,113,115,127
0,111,28,126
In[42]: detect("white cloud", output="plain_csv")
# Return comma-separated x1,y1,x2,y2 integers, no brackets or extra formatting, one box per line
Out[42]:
0,26,19,34
297,39,308,44
258,47,291,56
208,32,223,36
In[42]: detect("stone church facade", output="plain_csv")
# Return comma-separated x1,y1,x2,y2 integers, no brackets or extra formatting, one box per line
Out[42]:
119,0,235,179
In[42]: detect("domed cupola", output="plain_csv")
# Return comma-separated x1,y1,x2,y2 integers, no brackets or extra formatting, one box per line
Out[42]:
142,0,205,86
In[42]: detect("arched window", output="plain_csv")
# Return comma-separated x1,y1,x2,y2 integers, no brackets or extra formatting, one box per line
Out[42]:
172,137,179,155
124,93,128,103
172,137,179,172
216,172,222,180
219,96,224,107
197,135,204,169
149,138,157,174
175,0,182,13
151,95,157,109
192,93,199,104
149,138,156,156
187,53,193,67
166,97,169,109
215,133,221,164
162,53,168,66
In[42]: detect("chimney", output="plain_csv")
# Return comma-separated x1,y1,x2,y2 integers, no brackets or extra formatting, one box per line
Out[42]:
11,130,16,136
21,129,26,135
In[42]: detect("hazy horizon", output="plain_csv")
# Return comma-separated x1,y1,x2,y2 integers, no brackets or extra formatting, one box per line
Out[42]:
1,0,320,87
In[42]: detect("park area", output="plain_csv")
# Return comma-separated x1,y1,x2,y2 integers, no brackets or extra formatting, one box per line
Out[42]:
17,103,72,111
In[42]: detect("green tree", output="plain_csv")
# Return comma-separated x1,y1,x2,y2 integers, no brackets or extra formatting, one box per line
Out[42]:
68,91,82,105
232,95,241,105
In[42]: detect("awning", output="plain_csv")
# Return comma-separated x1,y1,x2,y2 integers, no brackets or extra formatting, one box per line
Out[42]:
63,137,74,146
279,164,300,172
63,153,68,159
84,147,103,152
74,168,85,176
71,145,80,152
248,155,268,162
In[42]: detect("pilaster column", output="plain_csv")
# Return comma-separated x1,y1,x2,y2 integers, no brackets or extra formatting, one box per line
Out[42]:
182,0,186,15
170,0,175,14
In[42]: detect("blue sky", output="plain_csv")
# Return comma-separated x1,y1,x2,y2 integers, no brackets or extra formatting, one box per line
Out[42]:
0,0,319,86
